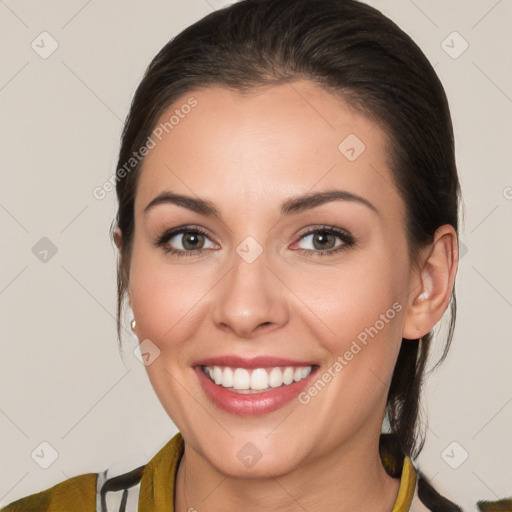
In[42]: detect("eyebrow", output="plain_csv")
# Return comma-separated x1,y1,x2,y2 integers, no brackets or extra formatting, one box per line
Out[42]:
143,189,379,218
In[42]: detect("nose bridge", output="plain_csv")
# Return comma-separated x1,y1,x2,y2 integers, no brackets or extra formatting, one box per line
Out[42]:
212,239,288,337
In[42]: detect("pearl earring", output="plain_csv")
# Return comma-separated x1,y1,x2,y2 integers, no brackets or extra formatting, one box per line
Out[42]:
131,319,136,331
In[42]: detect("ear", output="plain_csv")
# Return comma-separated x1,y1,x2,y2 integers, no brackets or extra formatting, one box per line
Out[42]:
113,227,132,308
113,227,123,251
402,224,459,340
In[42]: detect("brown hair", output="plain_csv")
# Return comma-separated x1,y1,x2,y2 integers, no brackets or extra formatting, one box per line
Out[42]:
111,0,460,460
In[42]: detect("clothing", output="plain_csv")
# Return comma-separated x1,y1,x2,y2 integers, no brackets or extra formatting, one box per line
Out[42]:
1,432,508,511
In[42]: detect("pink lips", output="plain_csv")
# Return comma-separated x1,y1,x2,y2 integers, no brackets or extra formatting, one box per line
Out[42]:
193,355,318,416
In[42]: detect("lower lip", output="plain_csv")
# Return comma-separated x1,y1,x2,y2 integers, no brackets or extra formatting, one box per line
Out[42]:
195,366,317,416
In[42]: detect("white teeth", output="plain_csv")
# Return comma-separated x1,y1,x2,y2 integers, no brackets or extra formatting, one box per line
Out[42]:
296,366,311,381
250,368,269,390
283,367,294,385
233,368,250,390
204,365,313,392
222,367,233,388
268,367,283,388
213,366,223,385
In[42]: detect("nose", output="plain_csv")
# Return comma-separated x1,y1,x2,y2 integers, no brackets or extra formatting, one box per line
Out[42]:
211,248,289,339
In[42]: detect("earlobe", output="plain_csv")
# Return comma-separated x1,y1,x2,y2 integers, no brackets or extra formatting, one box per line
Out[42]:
402,225,459,340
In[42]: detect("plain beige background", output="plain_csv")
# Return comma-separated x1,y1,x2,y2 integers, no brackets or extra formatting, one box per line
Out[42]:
0,0,511,510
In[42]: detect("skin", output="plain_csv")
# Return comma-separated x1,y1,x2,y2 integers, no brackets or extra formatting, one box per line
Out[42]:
114,80,458,511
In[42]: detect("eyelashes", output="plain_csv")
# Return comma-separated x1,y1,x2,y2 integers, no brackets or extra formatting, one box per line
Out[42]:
294,226,355,257
154,225,216,258
153,224,355,259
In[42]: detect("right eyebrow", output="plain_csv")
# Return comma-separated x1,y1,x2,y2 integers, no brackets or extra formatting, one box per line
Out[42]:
144,191,220,218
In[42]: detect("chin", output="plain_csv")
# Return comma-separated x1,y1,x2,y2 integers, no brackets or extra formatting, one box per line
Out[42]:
211,445,302,479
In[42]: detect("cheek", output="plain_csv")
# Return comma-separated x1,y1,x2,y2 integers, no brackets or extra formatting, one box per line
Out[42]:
296,264,406,411
293,254,407,346
128,244,213,351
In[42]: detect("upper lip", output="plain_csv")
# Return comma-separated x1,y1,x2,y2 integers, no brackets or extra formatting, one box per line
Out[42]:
193,355,317,369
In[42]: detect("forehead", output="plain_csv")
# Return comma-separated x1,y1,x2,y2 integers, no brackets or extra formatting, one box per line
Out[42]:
135,81,403,221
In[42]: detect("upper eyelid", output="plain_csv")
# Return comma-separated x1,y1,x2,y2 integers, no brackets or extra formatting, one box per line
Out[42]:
157,225,216,244
296,225,352,237
292,226,354,248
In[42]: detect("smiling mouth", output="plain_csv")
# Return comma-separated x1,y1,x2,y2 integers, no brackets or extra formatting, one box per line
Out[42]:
200,365,315,393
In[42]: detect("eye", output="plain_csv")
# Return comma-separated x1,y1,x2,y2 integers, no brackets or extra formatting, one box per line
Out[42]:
292,226,355,257
155,226,218,257
154,224,355,259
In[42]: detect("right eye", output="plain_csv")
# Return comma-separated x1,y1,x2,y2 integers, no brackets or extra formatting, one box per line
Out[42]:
155,226,218,257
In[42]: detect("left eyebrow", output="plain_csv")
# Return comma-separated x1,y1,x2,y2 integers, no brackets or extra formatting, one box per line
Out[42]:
143,189,379,218
280,190,379,216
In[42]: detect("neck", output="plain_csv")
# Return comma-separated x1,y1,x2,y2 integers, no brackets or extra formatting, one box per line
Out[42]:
174,432,401,512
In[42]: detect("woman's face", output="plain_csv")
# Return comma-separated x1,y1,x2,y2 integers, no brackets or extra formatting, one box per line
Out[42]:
128,80,417,476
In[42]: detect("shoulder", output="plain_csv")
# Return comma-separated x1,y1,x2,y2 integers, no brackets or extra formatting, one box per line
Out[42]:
0,432,184,512
380,434,462,510
380,433,512,512
0,465,148,512
413,472,512,512
0,473,98,512
412,470,463,511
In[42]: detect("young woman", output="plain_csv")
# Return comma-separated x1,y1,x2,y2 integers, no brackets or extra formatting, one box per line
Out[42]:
2,0,509,511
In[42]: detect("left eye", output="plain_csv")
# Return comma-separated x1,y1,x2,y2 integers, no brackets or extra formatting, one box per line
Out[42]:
294,227,354,253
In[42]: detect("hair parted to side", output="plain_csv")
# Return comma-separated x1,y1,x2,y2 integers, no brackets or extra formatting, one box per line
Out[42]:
111,0,460,460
